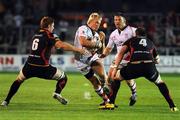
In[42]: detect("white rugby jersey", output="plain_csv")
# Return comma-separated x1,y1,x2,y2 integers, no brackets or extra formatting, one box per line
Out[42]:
107,26,136,61
74,25,100,62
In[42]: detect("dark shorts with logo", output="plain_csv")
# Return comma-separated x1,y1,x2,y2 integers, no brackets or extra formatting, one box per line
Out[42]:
22,62,57,79
120,63,159,82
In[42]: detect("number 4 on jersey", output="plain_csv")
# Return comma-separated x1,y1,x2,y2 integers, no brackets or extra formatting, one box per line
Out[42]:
139,39,147,47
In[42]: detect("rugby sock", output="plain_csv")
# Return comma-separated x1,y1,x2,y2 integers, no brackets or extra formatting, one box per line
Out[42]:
5,80,23,103
126,80,137,94
95,86,110,103
156,82,176,108
55,77,67,94
109,80,121,104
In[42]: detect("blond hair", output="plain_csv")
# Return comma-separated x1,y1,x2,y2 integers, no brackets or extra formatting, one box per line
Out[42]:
87,12,102,24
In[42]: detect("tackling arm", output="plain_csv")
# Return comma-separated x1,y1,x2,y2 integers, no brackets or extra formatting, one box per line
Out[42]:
111,45,128,79
79,36,102,49
55,40,85,54
153,48,160,64
99,47,112,58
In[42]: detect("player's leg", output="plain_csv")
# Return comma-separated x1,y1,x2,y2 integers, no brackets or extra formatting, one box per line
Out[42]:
90,60,111,102
1,66,28,106
126,79,137,106
84,69,109,102
75,58,114,109
44,66,68,105
91,59,107,86
106,66,121,106
108,63,137,106
84,68,114,109
119,63,137,106
114,64,139,106
91,60,115,109
153,75,178,111
145,64,178,112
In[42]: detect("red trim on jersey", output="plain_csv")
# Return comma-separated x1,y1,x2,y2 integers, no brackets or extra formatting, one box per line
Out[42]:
42,28,55,39
124,53,130,61
41,47,49,65
150,48,154,58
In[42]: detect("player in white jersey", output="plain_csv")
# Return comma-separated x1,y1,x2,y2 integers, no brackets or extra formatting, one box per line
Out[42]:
74,12,114,110
100,13,137,107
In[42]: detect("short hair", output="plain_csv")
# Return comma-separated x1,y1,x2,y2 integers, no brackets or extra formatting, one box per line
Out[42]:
40,16,54,28
113,12,127,25
87,12,102,24
113,12,125,17
135,27,146,36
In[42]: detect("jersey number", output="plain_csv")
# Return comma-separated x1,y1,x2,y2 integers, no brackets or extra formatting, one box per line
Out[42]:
32,38,39,50
139,39,147,47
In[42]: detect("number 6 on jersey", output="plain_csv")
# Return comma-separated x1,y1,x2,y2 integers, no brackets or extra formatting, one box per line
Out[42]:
32,38,39,50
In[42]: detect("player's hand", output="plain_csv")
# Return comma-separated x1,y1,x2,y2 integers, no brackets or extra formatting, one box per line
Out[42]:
154,55,160,64
94,40,102,49
53,33,59,39
99,31,105,41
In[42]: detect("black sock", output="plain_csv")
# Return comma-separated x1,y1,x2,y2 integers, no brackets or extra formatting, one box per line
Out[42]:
5,80,23,103
109,80,121,104
55,77,67,94
156,82,176,108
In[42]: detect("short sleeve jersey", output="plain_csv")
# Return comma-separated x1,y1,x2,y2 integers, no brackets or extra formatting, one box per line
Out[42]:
107,26,136,60
27,29,58,65
74,25,100,60
123,36,158,62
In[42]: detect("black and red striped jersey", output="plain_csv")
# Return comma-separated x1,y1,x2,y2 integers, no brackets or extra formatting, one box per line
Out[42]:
123,36,158,62
27,29,58,66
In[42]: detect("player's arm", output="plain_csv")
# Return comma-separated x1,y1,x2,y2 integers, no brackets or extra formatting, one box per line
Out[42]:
99,47,112,58
99,31,106,51
99,32,114,58
79,36,102,49
55,40,85,54
152,48,160,64
111,45,128,79
114,45,128,68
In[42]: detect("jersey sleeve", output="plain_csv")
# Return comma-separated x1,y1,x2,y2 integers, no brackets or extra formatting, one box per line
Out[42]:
106,33,115,48
131,27,137,37
78,26,88,39
152,46,158,58
47,33,58,46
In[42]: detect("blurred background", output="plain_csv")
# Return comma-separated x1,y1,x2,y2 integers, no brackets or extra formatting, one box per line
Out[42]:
0,0,180,54
0,0,180,72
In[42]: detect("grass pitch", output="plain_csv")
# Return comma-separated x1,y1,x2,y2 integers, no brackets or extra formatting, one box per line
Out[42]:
0,73,180,120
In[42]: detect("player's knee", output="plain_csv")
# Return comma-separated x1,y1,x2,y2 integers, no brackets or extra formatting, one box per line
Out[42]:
59,73,67,84
16,70,26,82
53,69,66,81
84,69,94,79
153,75,163,84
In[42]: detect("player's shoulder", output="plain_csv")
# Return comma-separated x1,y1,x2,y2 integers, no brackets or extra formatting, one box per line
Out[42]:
110,29,119,37
123,37,135,45
124,25,137,36
78,25,89,31
125,25,137,31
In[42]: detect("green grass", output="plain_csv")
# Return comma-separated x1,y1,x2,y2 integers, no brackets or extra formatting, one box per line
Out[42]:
0,73,180,120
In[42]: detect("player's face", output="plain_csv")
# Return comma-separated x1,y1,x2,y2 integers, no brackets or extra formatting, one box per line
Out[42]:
90,18,101,31
114,16,126,30
48,22,54,33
